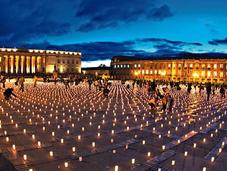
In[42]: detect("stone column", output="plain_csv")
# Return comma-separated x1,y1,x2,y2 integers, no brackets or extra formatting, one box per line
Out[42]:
35,56,37,73
18,56,21,74
30,56,32,74
4,56,8,73
8,56,10,74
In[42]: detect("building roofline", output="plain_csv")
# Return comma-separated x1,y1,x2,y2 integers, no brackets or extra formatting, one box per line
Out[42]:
112,53,227,61
0,47,81,55
82,67,110,70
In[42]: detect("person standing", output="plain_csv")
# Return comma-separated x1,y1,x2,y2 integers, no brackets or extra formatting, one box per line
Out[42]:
220,84,225,98
19,76,25,92
33,75,38,87
88,80,93,90
103,86,110,98
187,83,192,94
1,76,6,88
168,95,174,113
148,96,157,119
206,82,212,101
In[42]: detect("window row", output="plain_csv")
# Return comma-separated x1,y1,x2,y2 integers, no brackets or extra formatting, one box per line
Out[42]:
114,63,226,69
57,59,79,64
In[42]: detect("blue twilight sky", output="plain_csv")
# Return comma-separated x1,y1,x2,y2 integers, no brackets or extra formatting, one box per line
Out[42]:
0,0,227,67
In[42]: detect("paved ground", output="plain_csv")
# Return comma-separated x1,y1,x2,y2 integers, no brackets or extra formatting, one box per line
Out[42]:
0,81,226,171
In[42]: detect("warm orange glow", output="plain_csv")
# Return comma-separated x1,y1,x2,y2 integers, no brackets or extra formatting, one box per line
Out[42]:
192,71,199,78
46,65,55,73
59,65,64,73
134,71,139,76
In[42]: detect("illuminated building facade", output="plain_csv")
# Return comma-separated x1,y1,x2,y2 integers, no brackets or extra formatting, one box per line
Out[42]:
111,55,227,84
82,65,110,78
0,48,81,75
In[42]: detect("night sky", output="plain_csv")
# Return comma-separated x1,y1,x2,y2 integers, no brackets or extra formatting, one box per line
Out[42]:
0,0,227,67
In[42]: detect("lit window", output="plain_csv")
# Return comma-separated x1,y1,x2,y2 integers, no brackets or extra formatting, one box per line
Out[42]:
120,65,123,68
207,71,211,77
190,64,193,68
220,64,223,69
202,71,205,77
214,64,217,69
142,70,144,75
214,71,217,77
154,70,157,74
178,64,181,68
168,64,171,68
207,64,211,68
150,70,153,74
146,70,149,74
173,64,176,68
127,65,130,68
138,64,141,68
114,65,116,68
184,64,187,68
202,64,205,68
220,72,223,78
134,64,137,68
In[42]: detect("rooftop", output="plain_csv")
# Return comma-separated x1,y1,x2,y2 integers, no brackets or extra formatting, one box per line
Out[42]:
0,48,81,55
112,52,227,62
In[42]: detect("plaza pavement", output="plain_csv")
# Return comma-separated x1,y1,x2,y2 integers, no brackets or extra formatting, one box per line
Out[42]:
0,81,226,171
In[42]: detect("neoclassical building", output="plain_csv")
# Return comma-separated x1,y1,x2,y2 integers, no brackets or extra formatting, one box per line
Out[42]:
111,55,227,84
0,48,81,75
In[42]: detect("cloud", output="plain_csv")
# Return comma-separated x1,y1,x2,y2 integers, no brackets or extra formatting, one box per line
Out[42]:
146,5,173,21
205,23,219,34
137,38,202,46
208,38,227,45
19,37,203,61
76,0,173,32
0,0,73,45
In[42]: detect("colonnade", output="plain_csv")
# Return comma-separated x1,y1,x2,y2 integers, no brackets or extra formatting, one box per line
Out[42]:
3,55,45,74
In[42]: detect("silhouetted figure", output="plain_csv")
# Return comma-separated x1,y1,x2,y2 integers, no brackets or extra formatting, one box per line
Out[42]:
168,95,174,113
103,86,110,97
206,82,212,101
187,83,192,94
64,80,70,89
18,76,25,92
220,84,225,98
4,88,17,100
161,95,168,112
88,80,92,90
156,89,163,99
199,83,203,94
148,96,157,119
1,76,6,88
33,75,38,87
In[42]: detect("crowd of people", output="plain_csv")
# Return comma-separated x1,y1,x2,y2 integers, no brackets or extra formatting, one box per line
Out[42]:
124,79,226,120
0,74,226,120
